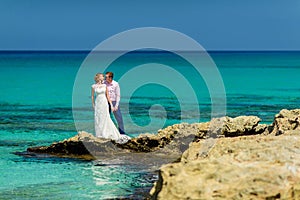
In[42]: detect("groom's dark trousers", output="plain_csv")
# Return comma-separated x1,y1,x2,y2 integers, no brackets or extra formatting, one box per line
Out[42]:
109,101,125,135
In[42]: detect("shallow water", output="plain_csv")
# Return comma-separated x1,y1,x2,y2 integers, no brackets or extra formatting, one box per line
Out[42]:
1,51,300,198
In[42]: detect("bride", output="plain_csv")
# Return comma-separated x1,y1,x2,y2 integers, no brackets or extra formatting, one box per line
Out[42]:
91,73,130,144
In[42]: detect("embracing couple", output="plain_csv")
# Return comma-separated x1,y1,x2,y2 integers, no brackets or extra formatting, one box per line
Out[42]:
91,72,130,144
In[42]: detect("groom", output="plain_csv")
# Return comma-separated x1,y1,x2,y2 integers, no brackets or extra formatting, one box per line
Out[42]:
105,72,126,135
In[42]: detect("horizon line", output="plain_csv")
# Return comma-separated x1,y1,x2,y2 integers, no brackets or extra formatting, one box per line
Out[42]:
1,49,300,53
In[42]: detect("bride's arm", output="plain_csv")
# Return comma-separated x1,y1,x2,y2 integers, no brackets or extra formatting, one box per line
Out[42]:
106,86,113,109
91,87,95,109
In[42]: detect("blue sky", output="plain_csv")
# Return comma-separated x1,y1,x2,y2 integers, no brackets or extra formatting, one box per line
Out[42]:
1,0,300,50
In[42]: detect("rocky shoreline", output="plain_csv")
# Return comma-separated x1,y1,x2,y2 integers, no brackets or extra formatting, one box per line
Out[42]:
24,109,300,199
26,113,268,160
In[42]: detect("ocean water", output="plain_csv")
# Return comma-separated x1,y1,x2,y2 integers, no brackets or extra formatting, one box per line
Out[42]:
1,51,300,199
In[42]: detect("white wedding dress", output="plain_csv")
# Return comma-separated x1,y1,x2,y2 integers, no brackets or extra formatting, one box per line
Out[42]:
93,84,130,144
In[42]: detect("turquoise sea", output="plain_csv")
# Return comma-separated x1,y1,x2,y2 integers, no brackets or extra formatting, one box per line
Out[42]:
1,51,300,199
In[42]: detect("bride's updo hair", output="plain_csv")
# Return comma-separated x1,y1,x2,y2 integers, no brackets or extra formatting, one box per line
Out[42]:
94,73,103,83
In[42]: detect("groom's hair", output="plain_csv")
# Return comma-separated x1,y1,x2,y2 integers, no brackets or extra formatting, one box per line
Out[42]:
106,72,114,79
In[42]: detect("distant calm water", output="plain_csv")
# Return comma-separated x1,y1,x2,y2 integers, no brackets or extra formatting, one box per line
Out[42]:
1,51,300,199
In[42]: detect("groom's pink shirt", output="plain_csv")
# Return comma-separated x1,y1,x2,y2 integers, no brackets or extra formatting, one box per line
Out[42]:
105,80,120,107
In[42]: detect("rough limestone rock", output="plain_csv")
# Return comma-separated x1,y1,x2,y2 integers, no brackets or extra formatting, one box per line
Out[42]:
150,109,300,200
269,109,300,135
150,155,300,200
26,116,268,160
121,122,210,155
121,115,267,155
150,134,300,199
207,116,267,138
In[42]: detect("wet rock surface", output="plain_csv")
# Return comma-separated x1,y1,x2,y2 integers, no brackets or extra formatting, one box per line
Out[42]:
26,131,128,160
